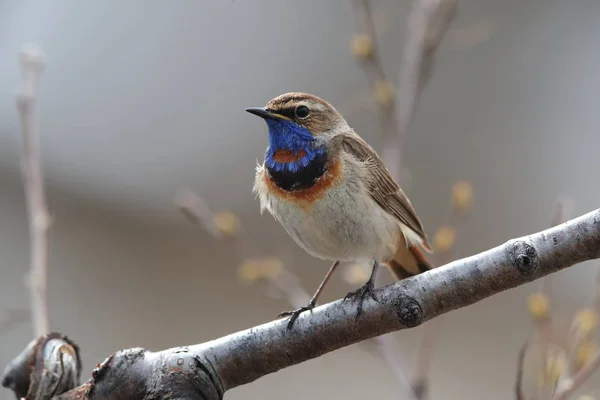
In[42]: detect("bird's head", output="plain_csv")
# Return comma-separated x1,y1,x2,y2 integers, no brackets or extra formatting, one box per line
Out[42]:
246,92,348,173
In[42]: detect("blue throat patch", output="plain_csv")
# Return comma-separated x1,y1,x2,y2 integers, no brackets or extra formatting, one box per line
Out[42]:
264,119,325,173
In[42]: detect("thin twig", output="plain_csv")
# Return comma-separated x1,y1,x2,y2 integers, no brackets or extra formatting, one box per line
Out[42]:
551,351,600,400
392,0,456,182
16,45,51,337
412,317,441,398
559,265,600,399
175,188,256,260
176,189,413,390
411,202,468,397
352,2,457,397
515,341,528,400
176,188,313,305
524,197,573,398
351,0,456,182
372,334,417,395
396,0,457,149
351,0,403,182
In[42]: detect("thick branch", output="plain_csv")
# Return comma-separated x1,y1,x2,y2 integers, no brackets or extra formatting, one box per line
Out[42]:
4,209,600,400
203,208,600,391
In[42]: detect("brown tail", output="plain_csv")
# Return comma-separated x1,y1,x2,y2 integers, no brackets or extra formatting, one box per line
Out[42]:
386,245,433,281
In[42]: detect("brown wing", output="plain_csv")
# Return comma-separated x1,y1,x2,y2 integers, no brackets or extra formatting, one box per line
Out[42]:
341,133,432,252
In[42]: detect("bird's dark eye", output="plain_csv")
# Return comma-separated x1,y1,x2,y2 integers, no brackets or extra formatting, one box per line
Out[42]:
295,105,310,119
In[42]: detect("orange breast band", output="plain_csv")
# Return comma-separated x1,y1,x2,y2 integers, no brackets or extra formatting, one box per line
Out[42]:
264,157,343,209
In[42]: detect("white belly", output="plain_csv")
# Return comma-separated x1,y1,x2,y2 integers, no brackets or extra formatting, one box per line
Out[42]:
254,161,402,263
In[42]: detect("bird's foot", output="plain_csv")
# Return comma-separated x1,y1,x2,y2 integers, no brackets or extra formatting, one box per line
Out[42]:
343,281,380,320
277,302,315,330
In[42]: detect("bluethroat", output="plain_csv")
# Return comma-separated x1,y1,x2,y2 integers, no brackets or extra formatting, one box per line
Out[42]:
246,92,433,329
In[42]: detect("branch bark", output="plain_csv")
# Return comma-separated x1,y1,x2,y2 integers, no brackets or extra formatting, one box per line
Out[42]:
4,208,600,400
17,45,51,337
203,209,600,392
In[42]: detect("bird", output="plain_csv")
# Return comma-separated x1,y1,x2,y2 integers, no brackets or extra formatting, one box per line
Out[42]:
246,92,433,329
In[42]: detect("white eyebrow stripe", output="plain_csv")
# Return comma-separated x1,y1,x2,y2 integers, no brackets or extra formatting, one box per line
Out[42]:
298,100,326,112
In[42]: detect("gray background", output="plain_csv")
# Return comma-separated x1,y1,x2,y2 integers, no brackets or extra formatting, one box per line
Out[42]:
1,0,599,398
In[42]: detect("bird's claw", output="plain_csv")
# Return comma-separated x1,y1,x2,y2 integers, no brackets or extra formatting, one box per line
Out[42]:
277,303,315,330
343,282,380,319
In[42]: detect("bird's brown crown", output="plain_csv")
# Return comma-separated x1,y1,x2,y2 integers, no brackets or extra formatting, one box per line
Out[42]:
265,92,346,135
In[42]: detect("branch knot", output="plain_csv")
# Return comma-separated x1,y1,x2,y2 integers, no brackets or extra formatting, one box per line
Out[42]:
506,240,539,275
394,295,423,327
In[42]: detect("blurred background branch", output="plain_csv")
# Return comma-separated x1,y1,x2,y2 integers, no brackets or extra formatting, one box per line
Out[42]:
516,198,600,399
351,1,459,398
175,188,423,394
16,45,51,338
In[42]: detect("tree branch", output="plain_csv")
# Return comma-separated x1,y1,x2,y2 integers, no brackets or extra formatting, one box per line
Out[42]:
515,341,528,400
351,0,456,183
392,0,456,184
205,209,600,392
2,333,81,400
16,44,51,337
4,208,600,400
351,2,457,396
176,188,415,391
552,351,600,400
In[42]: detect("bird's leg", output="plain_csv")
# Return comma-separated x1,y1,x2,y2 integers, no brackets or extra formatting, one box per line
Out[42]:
278,260,341,330
343,260,381,319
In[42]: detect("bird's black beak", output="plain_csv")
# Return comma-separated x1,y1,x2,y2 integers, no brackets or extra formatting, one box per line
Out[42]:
245,107,284,121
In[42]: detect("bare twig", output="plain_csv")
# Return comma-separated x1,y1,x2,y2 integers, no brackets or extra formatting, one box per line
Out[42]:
176,188,414,392
558,266,600,398
177,188,313,303
372,333,416,395
518,197,574,398
394,0,456,180
175,188,257,260
351,0,404,182
411,191,470,397
515,341,528,400
16,45,51,337
351,0,456,182
552,351,600,400
352,2,457,397
398,0,457,119
175,188,222,238
412,317,441,398
4,208,600,400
